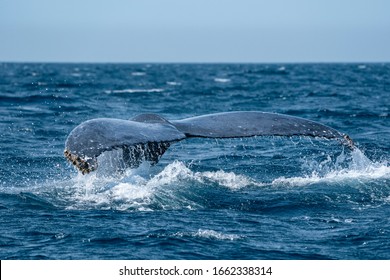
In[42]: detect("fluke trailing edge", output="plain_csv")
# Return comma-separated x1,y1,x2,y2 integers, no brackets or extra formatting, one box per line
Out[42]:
64,111,355,174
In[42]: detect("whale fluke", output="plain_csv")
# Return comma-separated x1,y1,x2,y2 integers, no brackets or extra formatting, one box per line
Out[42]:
64,112,355,174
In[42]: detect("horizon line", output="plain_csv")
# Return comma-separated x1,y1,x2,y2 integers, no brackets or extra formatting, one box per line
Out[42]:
1,60,389,65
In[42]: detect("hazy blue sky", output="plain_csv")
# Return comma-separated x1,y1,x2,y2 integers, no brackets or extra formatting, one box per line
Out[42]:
1,0,389,62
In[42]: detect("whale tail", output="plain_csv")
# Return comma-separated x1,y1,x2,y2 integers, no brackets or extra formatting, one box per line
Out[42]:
64,112,355,174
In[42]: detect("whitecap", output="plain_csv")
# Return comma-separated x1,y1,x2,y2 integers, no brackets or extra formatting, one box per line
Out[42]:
152,229,242,241
54,233,67,239
193,229,242,241
105,88,164,94
170,229,242,241
214,78,230,83
167,81,181,86
131,72,146,76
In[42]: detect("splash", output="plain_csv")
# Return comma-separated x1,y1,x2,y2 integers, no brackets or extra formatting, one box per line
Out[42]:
49,161,262,211
272,148,390,187
6,145,388,211
200,170,262,189
147,161,262,189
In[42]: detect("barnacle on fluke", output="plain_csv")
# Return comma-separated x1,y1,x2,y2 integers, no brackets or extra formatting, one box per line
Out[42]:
64,149,97,174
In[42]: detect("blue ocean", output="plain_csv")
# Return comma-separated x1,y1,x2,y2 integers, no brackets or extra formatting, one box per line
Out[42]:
0,63,389,260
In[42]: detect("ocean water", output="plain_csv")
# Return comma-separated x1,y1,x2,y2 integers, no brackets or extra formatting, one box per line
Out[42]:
0,63,389,260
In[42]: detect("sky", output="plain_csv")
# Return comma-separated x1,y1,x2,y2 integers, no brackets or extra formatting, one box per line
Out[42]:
1,0,389,63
